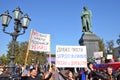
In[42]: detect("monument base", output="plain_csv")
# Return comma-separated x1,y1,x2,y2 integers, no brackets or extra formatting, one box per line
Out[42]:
79,32,100,62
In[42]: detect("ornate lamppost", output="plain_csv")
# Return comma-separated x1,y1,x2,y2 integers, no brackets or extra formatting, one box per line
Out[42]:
0,7,31,76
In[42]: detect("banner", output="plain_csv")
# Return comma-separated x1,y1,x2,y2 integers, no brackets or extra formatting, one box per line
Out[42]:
29,29,50,52
56,45,87,67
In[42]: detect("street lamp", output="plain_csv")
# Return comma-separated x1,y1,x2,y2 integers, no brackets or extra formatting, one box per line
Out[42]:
0,7,31,76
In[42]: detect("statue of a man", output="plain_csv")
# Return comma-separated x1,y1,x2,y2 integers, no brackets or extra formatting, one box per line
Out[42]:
81,6,92,33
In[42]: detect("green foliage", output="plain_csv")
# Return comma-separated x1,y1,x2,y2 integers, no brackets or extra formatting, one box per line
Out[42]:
98,39,106,57
27,51,47,65
99,39,105,52
0,54,9,65
5,41,47,65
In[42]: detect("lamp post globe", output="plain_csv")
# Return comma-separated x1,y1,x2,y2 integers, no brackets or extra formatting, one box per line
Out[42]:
13,7,23,21
21,14,31,29
0,10,12,27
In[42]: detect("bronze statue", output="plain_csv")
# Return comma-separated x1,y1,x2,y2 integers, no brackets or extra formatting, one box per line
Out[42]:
81,6,92,33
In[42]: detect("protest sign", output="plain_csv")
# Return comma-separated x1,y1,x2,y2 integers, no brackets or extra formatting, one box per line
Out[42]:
29,29,50,52
24,29,51,71
56,45,87,67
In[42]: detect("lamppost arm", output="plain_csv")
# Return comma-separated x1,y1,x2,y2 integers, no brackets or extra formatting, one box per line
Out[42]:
18,28,26,35
3,27,12,35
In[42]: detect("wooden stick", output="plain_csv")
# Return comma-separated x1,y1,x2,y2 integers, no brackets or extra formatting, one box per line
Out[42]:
48,35,51,68
24,29,33,71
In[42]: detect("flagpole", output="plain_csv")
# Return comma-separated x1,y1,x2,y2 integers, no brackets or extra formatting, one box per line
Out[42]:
24,29,33,71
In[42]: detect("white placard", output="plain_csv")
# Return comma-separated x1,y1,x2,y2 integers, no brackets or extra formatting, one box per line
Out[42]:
56,45,87,67
29,29,50,52
107,54,113,59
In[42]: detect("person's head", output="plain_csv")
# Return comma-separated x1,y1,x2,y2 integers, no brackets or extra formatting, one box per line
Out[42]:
30,68,37,78
67,70,74,79
51,64,55,70
68,71,72,77
84,67,88,72
107,66,113,75
87,62,93,70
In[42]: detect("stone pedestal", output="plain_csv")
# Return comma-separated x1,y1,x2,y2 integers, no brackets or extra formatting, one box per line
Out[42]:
79,32,100,61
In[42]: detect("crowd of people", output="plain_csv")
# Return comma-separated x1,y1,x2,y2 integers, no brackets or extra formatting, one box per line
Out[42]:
0,62,120,80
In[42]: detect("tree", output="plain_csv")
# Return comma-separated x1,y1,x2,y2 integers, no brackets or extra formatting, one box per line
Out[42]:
98,39,106,61
6,41,48,65
27,51,47,65
7,41,20,64
18,41,28,64
116,35,120,46
106,40,114,54
0,54,9,65
99,39,105,52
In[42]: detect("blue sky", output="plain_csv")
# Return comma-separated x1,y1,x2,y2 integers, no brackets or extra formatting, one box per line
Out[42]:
0,0,120,55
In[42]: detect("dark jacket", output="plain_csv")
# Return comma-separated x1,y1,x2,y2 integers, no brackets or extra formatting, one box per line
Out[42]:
92,69,120,80
27,76,42,80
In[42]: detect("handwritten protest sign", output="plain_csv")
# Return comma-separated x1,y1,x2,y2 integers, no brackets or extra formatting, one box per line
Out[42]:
29,29,50,52
56,45,87,67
